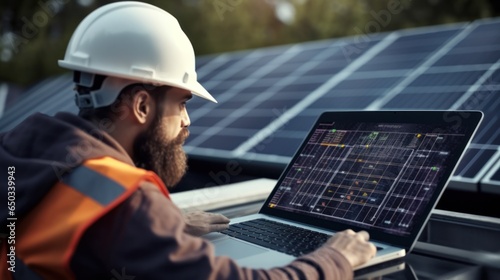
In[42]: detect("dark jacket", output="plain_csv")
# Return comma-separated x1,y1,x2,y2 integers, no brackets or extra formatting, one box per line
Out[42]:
0,112,352,279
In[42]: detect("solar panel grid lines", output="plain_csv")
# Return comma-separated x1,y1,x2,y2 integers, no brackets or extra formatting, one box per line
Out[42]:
430,63,500,188
0,74,74,132
380,66,497,110
179,22,496,168
44,85,77,114
201,52,265,82
471,114,500,145
187,45,304,122
185,37,387,150
452,18,500,49
449,60,500,111
383,91,465,109
186,52,275,123
35,77,75,113
185,45,310,151
349,69,411,79
435,48,500,66
481,150,500,194
183,146,236,159
366,24,477,110
356,28,464,73
457,91,500,145
196,54,224,74
198,45,298,79
186,42,355,151
452,145,500,191
407,71,486,88
197,53,252,82
233,33,400,157
6,75,69,116
445,92,500,187
195,55,216,70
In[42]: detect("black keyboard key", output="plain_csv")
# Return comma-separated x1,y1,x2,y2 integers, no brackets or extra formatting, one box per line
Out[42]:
221,219,331,257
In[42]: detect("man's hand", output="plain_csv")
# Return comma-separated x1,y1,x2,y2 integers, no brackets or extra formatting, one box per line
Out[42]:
325,229,377,268
183,210,230,236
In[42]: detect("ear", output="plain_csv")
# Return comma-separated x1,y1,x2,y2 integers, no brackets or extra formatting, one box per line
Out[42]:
131,90,153,125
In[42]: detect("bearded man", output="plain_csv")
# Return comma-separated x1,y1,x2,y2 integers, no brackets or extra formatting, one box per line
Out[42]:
0,2,375,279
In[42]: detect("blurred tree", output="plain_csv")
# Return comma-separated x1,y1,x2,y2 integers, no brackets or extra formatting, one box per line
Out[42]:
0,0,96,85
289,0,369,42
192,0,282,54
0,0,498,87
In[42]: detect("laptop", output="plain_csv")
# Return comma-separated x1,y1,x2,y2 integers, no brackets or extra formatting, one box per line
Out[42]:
205,110,483,270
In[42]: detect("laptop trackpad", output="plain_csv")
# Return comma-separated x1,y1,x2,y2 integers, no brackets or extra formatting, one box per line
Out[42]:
213,238,268,259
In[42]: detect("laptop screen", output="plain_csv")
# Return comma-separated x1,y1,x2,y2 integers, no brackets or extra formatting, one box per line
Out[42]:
261,111,482,243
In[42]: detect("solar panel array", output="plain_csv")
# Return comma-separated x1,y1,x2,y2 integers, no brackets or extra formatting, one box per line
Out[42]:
1,18,499,194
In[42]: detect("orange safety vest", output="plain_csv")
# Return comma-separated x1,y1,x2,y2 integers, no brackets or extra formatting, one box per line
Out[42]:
1,156,170,279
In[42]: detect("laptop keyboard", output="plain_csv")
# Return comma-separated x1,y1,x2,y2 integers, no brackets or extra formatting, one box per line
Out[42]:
221,218,330,257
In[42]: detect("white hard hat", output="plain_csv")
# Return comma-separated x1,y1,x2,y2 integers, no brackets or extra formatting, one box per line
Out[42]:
58,1,216,108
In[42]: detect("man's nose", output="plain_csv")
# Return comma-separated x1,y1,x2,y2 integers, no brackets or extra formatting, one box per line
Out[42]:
181,108,191,128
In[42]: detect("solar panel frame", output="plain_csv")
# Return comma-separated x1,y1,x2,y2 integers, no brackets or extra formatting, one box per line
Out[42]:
479,149,500,194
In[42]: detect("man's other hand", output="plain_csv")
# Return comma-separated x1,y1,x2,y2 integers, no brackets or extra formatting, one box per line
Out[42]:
183,210,230,236
325,229,377,268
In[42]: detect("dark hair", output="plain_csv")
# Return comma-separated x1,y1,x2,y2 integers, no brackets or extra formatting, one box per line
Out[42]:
78,82,171,123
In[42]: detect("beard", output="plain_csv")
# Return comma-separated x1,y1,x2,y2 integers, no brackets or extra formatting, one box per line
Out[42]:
133,117,189,189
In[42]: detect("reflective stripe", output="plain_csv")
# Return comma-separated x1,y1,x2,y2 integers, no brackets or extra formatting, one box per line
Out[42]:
62,165,126,206
13,257,43,280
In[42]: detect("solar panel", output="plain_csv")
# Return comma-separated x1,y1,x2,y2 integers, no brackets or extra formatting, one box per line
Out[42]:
183,19,500,193
0,74,75,132
1,18,499,194
186,36,389,152
480,151,500,194
383,91,464,109
452,146,499,191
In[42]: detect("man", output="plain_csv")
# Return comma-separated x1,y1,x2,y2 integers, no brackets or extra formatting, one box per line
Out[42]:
0,2,376,279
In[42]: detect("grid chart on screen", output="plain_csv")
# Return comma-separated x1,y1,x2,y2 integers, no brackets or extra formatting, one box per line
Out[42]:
266,121,468,236
1,18,499,193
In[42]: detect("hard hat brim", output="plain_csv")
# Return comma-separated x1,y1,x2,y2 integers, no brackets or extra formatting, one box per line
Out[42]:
59,60,217,103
